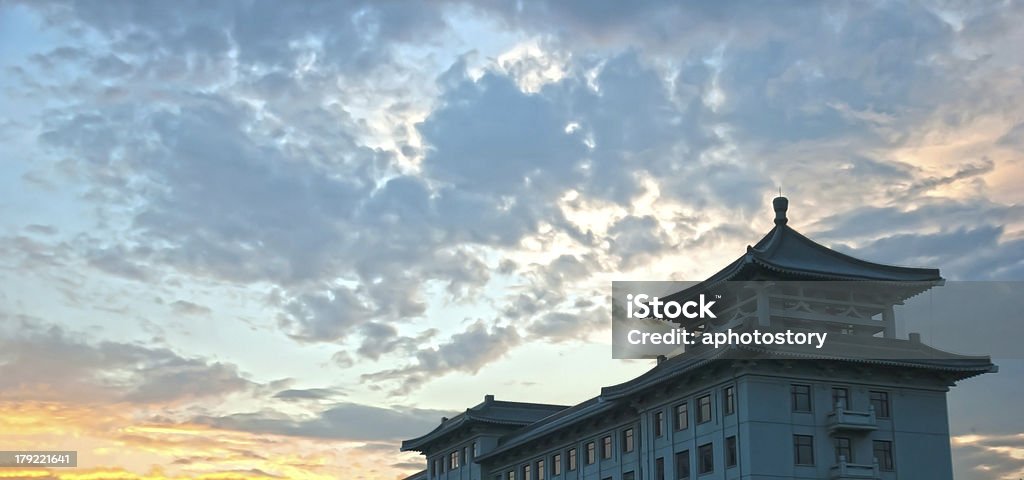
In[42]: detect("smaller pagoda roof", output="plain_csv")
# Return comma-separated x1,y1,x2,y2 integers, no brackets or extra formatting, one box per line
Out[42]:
473,395,618,463
401,396,568,453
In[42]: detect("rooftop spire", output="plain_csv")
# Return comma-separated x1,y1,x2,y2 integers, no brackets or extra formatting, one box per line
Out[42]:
773,195,789,225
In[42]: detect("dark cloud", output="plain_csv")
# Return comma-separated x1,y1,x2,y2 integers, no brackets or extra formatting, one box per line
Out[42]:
273,388,346,402
834,226,1024,281
952,433,1024,480
362,321,521,395
24,224,58,235
608,215,675,269
169,300,211,316
910,160,994,193
275,287,373,343
526,304,608,342
195,402,455,442
356,322,438,362
812,199,1023,243
0,321,257,404
85,246,152,282
24,0,448,75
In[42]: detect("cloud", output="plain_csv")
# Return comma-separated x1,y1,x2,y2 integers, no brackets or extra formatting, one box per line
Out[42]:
194,402,455,442
0,321,257,404
169,299,212,316
273,388,346,402
607,215,675,269
833,225,1024,280
953,433,1024,480
526,304,609,342
363,321,521,395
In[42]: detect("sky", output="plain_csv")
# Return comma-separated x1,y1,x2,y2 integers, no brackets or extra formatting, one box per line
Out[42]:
1,0,1023,479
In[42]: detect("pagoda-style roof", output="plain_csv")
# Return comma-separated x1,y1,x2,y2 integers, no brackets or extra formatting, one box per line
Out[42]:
662,197,941,307
710,197,941,283
473,394,616,462
400,396,568,453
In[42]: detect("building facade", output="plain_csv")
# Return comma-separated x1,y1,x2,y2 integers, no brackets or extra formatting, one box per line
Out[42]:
401,197,995,480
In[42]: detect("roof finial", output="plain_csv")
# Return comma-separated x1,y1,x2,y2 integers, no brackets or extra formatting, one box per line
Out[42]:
773,191,788,226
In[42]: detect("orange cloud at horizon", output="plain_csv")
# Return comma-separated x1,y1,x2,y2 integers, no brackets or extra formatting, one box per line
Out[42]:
0,402,421,480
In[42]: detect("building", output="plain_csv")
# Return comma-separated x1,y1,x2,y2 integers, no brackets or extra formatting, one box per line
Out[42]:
401,197,996,480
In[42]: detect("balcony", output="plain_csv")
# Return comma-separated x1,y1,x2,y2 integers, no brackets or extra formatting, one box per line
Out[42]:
829,457,880,479
827,405,878,433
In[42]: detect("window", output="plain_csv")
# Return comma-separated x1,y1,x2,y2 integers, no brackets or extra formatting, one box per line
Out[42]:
601,435,612,459
723,386,736,415
623,428,634,453
698,443,714,474
791,384,812,412
655,457,665,480
835,437,852,462
697,394,712,423
522,464,530,480
870,391,890,418
507,470,515,480
537,459,545,480
552,453,561,475
586,442,595,464
832,387,849,410
654,410,665,437
450,451,459,469
675,402,689,430
474,441,479,457
873,440,894,471
431,458,438,476
568,448,577,470
675,450,690,479
793,435,815,465
463,446,469,463
623,472,635,480
726,436,737,467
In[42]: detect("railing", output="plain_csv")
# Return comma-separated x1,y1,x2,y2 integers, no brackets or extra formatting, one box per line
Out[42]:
829,456,880,479
827,404,878,432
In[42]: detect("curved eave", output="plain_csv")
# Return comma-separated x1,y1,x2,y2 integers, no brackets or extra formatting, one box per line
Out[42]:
749,256,943,285
741,344,996,380
600,347,730,400
474,399,616,462
663,227,943,305
401,415,469,452
401,413,535,452
601,342,994,402
753,224,942,281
